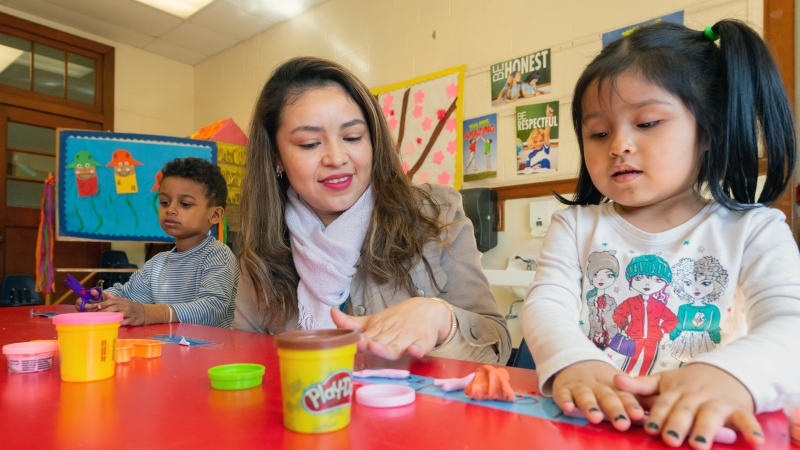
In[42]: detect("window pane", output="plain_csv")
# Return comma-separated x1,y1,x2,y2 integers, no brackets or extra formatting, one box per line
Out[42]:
7,179,43,208
67,53,95,104
8,122,56,154
33,43,64,97
7,151,54,181
0,33,31,90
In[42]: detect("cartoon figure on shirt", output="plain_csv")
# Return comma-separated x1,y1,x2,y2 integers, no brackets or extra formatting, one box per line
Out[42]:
612,254,678,376
585,250,620,349
524,104,553,170
665,256,727,364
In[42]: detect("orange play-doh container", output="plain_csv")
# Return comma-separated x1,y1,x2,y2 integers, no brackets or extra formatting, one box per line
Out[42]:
118,339,164,358
115,342,133,363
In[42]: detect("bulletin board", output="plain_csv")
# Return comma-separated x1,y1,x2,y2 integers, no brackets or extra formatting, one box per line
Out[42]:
372,65,465,190
56,130,218,242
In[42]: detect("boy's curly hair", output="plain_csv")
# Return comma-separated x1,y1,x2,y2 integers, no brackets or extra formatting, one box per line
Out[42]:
160,157,227,207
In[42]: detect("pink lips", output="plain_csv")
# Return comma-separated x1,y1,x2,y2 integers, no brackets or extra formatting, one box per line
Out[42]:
611,164,642,183
320,173,353,191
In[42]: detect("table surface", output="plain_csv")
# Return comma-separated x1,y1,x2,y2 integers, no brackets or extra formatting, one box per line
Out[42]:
0,306,792,450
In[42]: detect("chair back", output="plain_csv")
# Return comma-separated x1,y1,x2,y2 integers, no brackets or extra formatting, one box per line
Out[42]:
1,275,43,307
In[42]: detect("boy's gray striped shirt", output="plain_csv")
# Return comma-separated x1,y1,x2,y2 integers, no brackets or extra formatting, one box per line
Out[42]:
106,236,239,327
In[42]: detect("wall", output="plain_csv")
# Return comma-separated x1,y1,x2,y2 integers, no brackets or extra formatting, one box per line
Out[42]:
0,5,195,268
193,0,762,345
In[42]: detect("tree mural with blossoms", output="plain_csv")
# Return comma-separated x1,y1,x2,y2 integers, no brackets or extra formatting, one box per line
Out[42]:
373,67,464,189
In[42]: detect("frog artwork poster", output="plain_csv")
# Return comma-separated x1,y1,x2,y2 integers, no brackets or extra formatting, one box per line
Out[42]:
463,114,498,182
516,102,559,175
490,49,551,107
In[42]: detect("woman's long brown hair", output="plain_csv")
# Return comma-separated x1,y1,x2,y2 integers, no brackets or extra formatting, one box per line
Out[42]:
239,57,448,331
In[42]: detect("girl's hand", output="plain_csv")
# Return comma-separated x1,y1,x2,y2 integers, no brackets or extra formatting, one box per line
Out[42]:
330,297,452,360
96,293,146,326
615,364,763,450
553,360,645,431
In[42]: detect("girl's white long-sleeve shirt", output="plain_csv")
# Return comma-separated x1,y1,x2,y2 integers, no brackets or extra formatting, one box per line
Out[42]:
522,201,800,413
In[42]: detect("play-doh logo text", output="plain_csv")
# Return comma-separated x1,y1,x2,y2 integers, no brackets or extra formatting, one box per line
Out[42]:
302,370,352,414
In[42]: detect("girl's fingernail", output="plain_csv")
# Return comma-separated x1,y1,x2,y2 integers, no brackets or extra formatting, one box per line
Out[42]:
752,431,763,437
588,407,600,413
646,422,659,431
613,414,627,422
631,405,642,410
666,430,680,440
693,435,707,444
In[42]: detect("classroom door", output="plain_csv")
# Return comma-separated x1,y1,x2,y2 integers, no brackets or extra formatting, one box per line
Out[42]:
0,106,106,302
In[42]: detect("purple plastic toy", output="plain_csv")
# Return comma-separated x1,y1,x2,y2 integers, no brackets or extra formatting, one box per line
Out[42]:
64,274,102,312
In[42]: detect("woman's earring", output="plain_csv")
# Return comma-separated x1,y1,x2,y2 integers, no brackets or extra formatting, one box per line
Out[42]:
276,166,283,178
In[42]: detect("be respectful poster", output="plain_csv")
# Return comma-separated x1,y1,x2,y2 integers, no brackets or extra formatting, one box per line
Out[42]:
463,114,497,182
515,102,559,175
490,49,551,107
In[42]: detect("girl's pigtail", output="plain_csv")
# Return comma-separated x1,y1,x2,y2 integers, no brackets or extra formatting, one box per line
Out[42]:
708,20,796,208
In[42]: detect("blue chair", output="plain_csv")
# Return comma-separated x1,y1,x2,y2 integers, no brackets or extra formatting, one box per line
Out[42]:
1,275,43,307
98,251,137,288
513,338,536,370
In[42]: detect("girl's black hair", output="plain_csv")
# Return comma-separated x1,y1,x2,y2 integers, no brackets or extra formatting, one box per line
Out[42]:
561,20,796,210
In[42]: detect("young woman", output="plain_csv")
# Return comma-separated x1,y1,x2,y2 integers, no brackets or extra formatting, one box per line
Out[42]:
233,57,510,365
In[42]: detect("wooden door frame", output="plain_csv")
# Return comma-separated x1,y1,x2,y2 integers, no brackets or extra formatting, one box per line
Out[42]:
763,0,796,238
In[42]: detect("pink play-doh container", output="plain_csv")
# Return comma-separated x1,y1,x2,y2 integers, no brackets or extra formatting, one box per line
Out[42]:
3,341,58,373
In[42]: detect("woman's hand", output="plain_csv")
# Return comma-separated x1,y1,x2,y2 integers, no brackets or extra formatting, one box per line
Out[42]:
96,293,146,326
553,360,645,431
330,297,452,360
615,364,763,449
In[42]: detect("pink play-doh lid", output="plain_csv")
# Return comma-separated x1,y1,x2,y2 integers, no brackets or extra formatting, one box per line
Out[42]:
355,384,416,408
3,341,58,355
52,312,123,325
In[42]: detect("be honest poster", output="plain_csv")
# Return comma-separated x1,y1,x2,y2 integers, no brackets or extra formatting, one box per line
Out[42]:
463,114,497,182
490,49,551,107
515,102,558,175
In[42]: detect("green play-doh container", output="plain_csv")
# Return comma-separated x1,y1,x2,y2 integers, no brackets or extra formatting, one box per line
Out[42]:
208,363,265,390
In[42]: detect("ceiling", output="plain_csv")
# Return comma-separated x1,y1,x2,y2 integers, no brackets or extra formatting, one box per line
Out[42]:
0,0,327,65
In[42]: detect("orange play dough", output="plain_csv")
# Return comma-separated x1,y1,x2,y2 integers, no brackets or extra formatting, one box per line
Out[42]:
464,365,515,402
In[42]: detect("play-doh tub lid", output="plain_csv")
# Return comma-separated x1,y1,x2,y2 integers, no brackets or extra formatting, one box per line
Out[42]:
53,312,124,325
275,329,360,350
3,341,58,355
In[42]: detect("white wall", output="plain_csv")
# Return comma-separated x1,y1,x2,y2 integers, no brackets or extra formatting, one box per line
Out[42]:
0,5,195,268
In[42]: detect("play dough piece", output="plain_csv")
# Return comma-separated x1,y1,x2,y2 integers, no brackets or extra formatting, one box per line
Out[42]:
352,369,410,379
356,384,416,408
433,373,476,392
464,365,515,402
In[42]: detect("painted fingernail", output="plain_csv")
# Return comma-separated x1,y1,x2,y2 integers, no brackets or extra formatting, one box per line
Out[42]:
693,435,707,444
666,430,680,440
752,431,763,437
631,405,642,410
588,407,600,413
613,414,627,422
646,422,659,431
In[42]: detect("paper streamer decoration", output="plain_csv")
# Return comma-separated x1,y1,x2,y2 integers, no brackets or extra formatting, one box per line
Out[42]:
372,66,465,190
35,174,55,294
57,130,217,242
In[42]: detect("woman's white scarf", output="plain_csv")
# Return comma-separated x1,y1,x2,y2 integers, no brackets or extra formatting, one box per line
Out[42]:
285,185,374,329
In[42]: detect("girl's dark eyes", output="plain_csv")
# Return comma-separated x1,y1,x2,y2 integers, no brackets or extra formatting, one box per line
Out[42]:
589,132,607,139
637,120,661,129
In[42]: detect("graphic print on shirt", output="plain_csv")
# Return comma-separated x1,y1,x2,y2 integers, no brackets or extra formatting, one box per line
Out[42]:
585,251,621,349
664,257,727,363
611,254,678,376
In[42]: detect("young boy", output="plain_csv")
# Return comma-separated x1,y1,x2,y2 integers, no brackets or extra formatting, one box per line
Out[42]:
77,157,239,328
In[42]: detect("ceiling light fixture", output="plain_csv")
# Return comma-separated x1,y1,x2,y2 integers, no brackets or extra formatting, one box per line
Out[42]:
134,0,215,19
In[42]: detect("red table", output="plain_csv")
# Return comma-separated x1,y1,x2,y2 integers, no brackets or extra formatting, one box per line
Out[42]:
0,306,792,449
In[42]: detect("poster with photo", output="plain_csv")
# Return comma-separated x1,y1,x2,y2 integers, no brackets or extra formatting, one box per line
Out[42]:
602,11,684,47
463,114,497,182
490,49,551,107
516,102,559,175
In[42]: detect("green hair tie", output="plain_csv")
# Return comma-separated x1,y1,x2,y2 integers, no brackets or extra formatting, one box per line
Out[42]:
704,26,720,41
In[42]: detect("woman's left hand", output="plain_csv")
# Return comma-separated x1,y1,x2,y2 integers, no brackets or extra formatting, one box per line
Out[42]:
615,363,763,450
330,297,453,360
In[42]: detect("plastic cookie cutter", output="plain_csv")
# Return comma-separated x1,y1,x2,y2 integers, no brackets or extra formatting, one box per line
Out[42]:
64,274,102,312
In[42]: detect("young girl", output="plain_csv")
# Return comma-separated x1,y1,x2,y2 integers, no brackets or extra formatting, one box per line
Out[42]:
522,20,800,450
